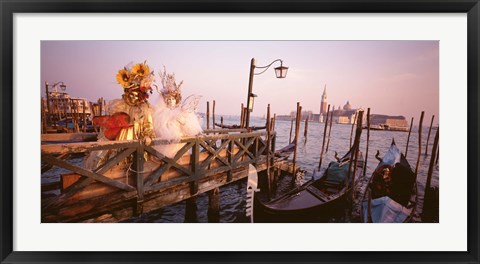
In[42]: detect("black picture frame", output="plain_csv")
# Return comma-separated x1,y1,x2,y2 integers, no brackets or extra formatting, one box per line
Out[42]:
1,1,479,263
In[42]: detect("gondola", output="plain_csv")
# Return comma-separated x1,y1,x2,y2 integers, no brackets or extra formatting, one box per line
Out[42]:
361,139,417,223
253,142,364,223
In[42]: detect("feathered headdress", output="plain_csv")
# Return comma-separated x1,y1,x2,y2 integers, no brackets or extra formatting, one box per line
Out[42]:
159,66,183,103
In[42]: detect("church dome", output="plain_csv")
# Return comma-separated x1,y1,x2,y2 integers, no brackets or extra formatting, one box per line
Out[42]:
343,101,352,111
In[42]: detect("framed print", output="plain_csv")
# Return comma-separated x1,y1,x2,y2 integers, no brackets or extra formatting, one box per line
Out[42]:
1,0,479,263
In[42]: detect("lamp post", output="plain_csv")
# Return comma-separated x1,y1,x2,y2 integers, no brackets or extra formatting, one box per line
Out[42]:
245,58,288,129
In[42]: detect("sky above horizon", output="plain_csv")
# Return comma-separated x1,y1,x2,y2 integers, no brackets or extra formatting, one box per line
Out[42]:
41,40,439,122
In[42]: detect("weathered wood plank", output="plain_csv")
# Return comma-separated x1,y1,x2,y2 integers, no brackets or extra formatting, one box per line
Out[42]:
41,132,98,142
42,140,138,155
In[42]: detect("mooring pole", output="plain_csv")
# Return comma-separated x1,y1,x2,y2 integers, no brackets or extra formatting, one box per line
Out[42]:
304,116,309,144
82,100,87,132
425,115,435,155
414,111,425,181
292,102,302,177
45,81,51,127
289,118,294,144
272,114,276,132
266,104,272,195
206,101,210,130
349,111,358,148
207,188,220,223
363,108,371,177
350,111,364,202
184,196,198,223
423,128,439,216
326,110,334,153
212,100,216,129
41,98,47,133
240,103,244,128
318,104,331,170
405,117,414,158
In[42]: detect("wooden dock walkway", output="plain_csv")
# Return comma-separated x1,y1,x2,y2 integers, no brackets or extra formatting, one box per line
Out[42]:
41,129,290,223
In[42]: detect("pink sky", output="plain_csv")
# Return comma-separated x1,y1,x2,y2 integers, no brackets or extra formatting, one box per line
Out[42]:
41,41,439,122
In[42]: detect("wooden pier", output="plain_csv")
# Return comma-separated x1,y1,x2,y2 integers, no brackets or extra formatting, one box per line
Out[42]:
41,129,288,223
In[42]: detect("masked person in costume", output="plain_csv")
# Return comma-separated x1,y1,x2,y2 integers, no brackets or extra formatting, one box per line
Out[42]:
84,61,156,170
152,67,203,158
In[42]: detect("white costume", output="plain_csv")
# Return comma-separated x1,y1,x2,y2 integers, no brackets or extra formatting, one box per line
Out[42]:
152,69,203,158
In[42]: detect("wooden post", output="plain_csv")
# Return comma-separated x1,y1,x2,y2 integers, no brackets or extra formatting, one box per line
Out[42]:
133,143,145,215
292,102,302,177
422,129,439,220
414,111,425,180
265,104,272,195
227,139,234,182
184,196,198,223
272,114,276,132
56,96,61,128
423,128,439,217
270,118,277,190
212,100,216,129
289,118,294,144
318,104,331,170
90,102,99,133
206,101,210,130
135,144,145,201
45,81,51,127
207,188,220,223
363,108,371,177
425,115,435,155
98,98,103,116
303,116,309,143
325,110,333,153
69,100,74,132
75,100,80,132
240,103,244,128
41,98,47,134
62,98,67,128
221,116,224,127
350,111,364,201
349,111,358,148
405,117,414,158
82,100,87,132
191,139,200,194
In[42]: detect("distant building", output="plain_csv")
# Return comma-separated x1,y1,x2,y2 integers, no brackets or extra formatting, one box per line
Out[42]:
369,114,409,131
331,101,364,124
320,85,327,114
277,88,408,130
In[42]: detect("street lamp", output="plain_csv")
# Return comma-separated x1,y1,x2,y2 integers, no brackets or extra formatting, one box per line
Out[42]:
245,58,288,129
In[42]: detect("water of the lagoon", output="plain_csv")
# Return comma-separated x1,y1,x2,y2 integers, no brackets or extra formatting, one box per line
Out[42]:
121,115,439,223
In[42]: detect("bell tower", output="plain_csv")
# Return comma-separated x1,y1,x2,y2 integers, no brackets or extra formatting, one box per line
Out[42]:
320,85,327,114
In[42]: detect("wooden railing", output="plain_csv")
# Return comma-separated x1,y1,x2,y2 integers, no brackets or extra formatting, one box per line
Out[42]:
41,130,276,211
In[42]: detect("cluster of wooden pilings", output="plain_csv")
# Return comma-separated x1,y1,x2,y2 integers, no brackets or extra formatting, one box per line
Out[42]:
204,100,292,200
273,102,440,222
41,92,105,134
